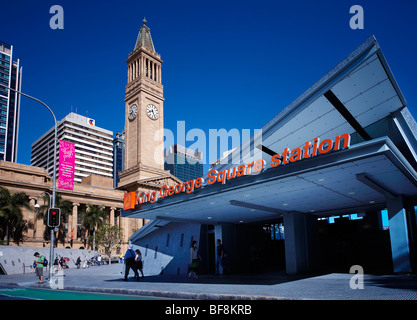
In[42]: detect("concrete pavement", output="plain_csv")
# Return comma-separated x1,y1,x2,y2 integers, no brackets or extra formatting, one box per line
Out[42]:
1,263,417,300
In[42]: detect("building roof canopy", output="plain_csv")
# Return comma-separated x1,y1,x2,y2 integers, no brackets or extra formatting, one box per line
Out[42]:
123,138,417,224
122,35,417,225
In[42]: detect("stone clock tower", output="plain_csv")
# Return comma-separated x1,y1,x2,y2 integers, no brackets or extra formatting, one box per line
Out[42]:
118,18,180,192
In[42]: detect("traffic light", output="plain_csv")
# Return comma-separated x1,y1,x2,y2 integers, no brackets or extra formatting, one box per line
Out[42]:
47,208,61,227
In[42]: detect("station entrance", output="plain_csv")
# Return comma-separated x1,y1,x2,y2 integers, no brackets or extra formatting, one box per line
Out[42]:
198,221,286,275
317,211,393,273
199,210,394,275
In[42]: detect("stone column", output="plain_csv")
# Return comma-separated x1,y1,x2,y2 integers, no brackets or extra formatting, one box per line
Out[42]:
28,197,36,238
133,61,135,80
33,198,45,241
110,207,116,226
71,203,79,241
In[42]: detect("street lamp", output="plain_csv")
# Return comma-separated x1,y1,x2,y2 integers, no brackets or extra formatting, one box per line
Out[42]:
34,191,52,209
0,83,58,281
34,191,54,278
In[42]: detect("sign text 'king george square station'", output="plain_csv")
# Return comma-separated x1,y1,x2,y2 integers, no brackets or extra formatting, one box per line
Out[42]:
123,133,351,210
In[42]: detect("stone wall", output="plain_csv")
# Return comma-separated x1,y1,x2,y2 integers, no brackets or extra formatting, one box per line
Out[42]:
0,245,99,275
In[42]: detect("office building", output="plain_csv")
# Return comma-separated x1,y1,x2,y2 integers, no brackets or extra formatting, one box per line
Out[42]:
31,112,114,184
164,144,203,181
0,41,22,162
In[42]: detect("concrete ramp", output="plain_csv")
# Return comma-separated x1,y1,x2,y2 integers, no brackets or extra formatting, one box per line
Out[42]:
0,245,98,275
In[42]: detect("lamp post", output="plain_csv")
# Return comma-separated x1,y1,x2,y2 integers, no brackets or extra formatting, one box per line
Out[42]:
34,191,54,279
0,83,58,281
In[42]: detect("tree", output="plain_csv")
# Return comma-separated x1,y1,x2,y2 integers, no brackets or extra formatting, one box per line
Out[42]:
95,222,123,265
79,204,107,250
0,187,32,245
35,193,73,246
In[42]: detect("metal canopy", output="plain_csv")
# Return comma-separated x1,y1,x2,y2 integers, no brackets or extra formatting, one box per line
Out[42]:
122,35,417,226
229,35,407,169
122,138,417,224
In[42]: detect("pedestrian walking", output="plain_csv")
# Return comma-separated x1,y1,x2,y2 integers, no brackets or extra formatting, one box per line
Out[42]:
83,254,88,269
76,256,81,269
188,241,202,279
33,252,45,284
216,239,229,275
124,245,139,281
53,256,60,271
97,255,102,266
135,249,144,278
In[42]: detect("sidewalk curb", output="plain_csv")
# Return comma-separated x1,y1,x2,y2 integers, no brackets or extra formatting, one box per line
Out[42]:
0,280,294,300
44,283,294,300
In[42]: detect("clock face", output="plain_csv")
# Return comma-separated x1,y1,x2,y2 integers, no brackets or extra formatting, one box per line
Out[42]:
129,104,137,120
146,104,159,120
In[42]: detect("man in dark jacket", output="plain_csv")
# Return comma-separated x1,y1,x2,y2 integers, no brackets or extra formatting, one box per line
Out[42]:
124,245,139,281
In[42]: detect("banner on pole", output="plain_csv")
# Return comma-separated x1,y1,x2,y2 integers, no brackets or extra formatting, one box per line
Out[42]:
58,140,75,190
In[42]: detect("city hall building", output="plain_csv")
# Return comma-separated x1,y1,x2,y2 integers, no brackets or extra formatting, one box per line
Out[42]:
122,33,417,275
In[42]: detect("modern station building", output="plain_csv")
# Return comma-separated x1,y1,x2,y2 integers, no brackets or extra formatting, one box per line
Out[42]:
123,35,417,275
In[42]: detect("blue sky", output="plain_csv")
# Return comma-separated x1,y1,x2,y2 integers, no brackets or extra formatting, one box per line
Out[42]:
2,0,417,172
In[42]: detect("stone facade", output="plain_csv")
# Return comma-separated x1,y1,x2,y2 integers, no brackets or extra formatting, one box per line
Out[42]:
0,160,134,253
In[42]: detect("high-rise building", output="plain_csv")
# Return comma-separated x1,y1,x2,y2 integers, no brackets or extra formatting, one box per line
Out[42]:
164,144,203,182
0,41,22,162
113,130,125,188
31,112,114,184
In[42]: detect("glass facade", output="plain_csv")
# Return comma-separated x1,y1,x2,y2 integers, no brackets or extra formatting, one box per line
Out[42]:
164,144,203,182
0,41,21,162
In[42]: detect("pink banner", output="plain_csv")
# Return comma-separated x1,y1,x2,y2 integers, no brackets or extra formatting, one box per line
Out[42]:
58,140,75,190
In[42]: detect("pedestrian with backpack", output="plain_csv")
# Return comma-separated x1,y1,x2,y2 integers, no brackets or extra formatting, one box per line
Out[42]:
33,252,45,284
123,245,139,281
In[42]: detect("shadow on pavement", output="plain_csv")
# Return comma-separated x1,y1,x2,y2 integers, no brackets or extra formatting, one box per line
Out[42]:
364,274,417,291
105,270,328,286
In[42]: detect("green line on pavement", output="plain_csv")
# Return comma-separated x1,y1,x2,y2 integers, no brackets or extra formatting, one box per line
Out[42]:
0,287,159,300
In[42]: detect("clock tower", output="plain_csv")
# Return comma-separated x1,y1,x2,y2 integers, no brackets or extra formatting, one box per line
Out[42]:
118,18,178,192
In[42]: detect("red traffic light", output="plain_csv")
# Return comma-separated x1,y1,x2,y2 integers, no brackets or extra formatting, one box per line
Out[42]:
48,208,61,227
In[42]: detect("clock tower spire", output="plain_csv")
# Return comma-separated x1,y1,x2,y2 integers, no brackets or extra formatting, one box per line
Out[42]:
118,18,173,191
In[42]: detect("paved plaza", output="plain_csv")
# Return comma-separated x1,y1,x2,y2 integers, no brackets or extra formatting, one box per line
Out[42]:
1,263,417,300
